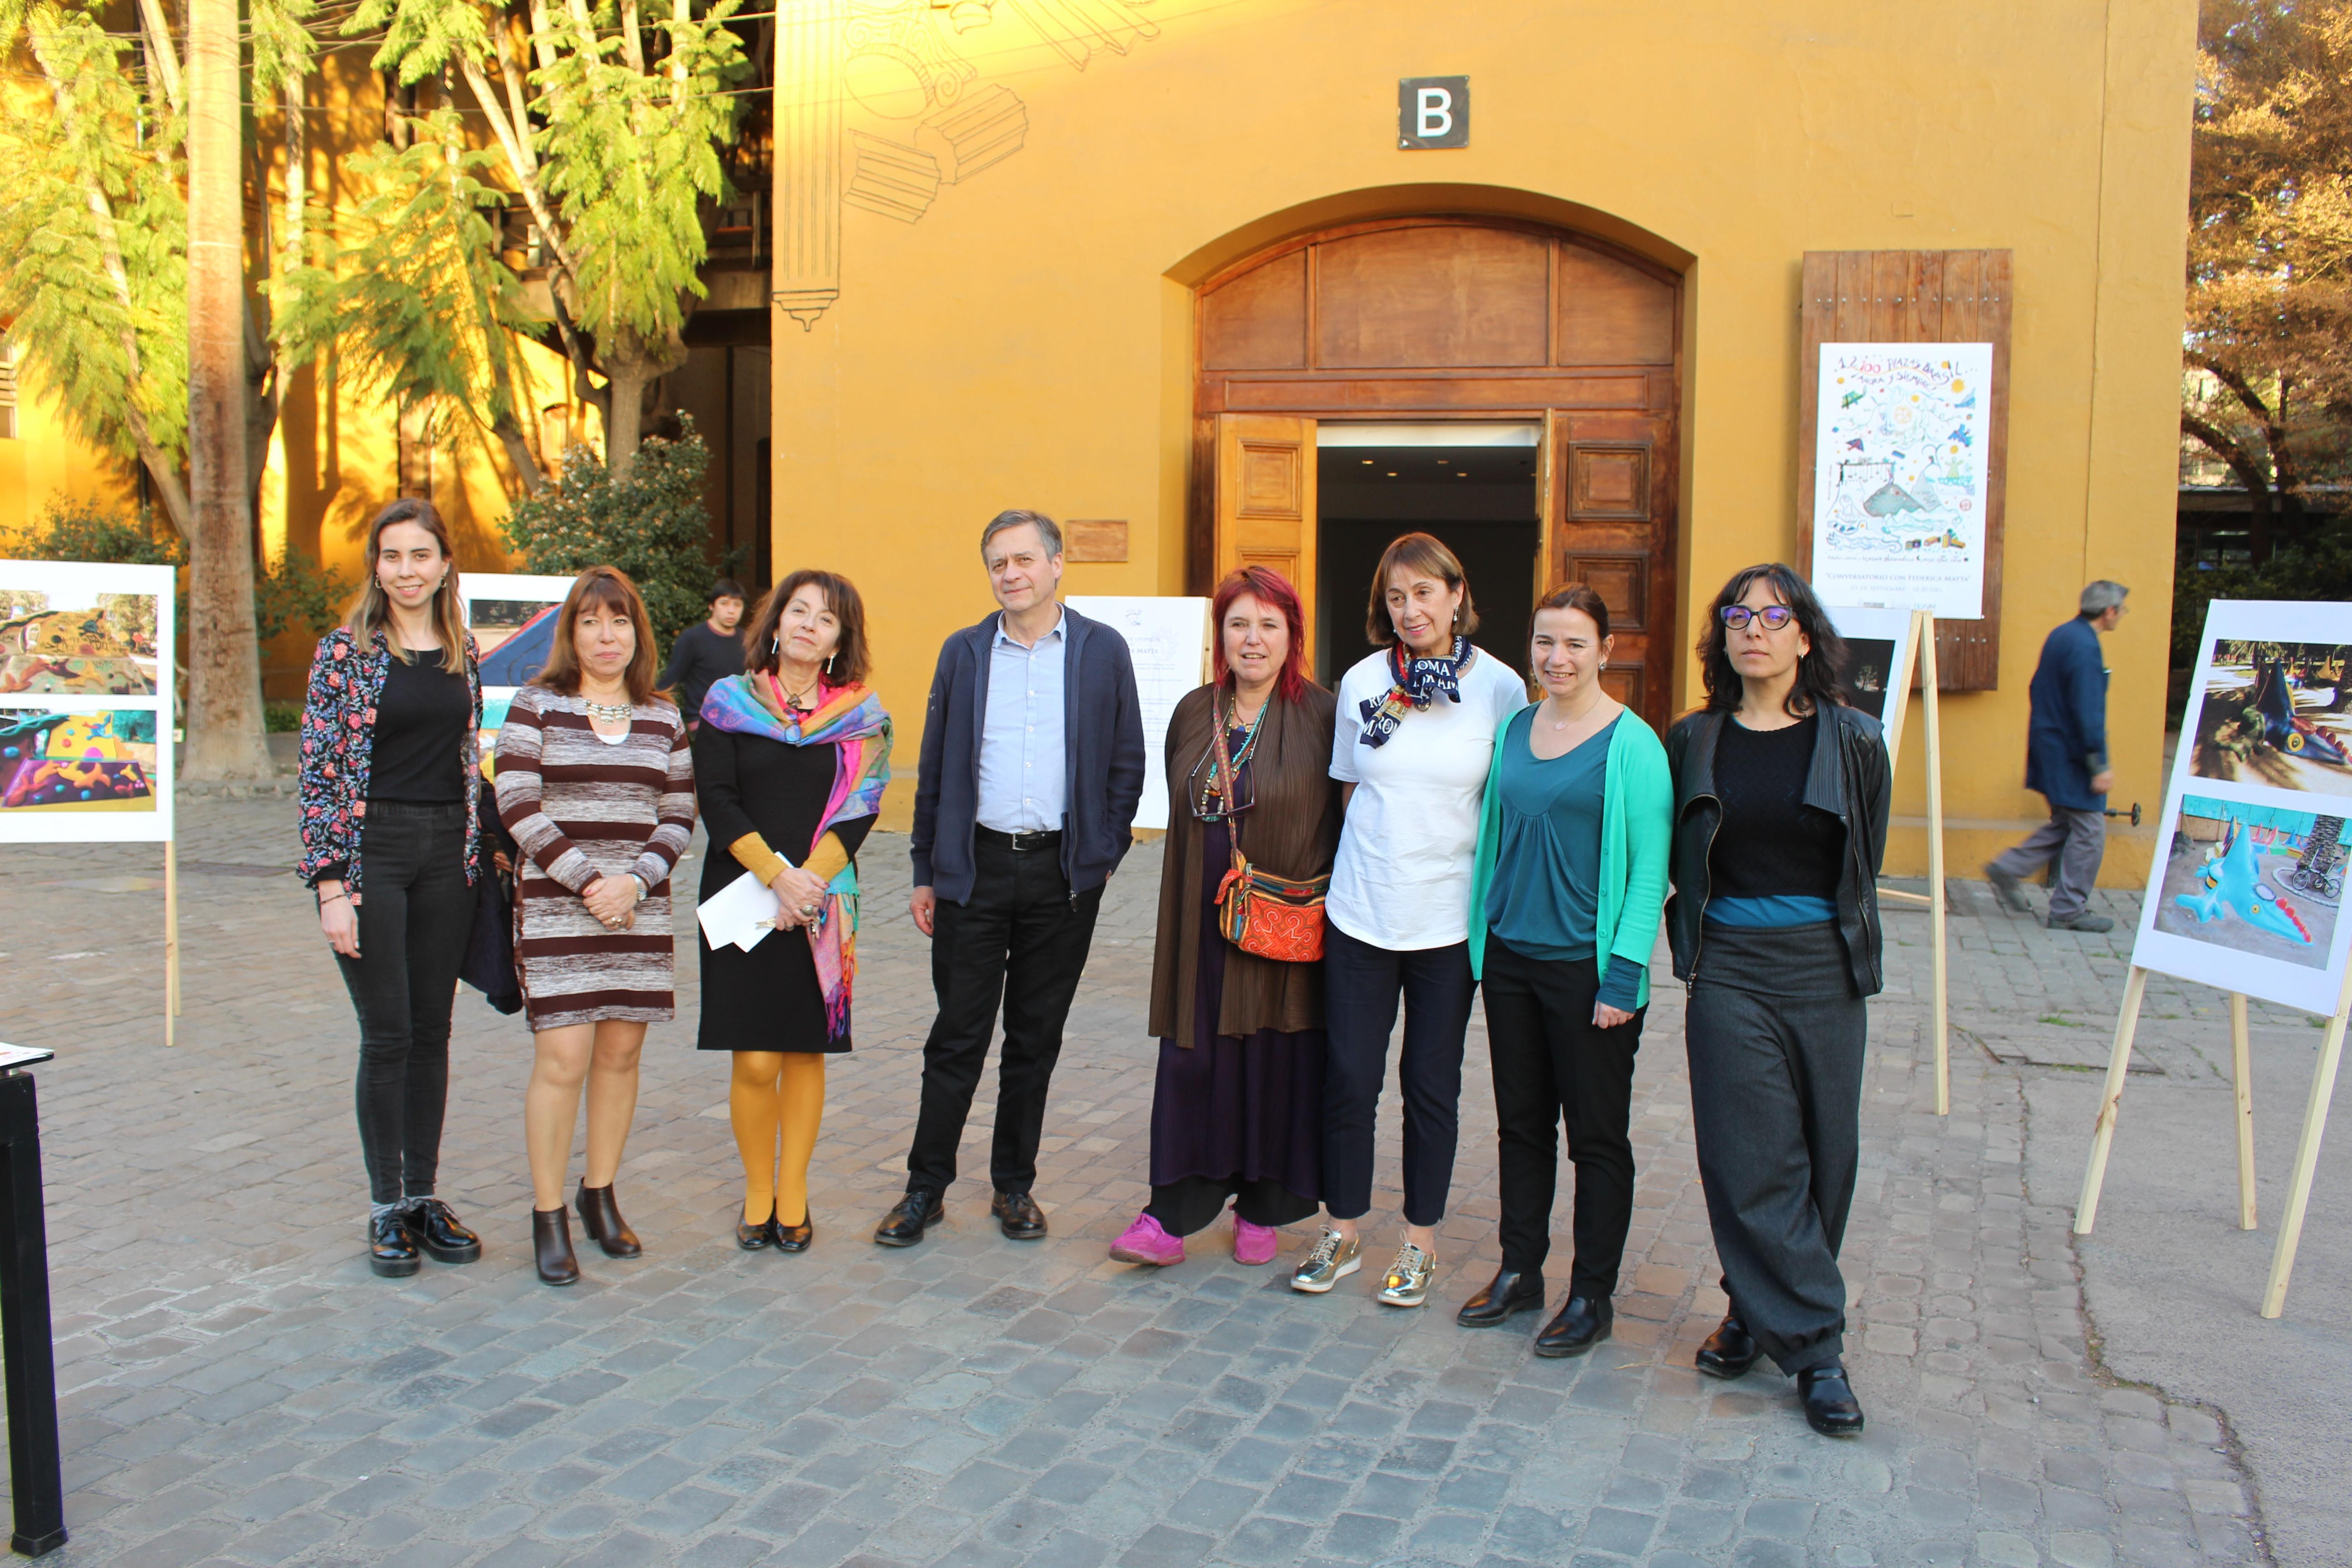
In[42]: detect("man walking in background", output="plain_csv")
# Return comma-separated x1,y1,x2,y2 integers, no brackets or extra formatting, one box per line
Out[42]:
879,510,1145,1246
1987,581,2127,932
660,578,748,725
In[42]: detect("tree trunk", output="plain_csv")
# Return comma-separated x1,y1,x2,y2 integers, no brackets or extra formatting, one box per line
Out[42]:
598,325,687,472
184,0,272,783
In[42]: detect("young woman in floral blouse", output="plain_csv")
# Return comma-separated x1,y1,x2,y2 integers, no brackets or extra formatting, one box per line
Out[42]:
297,498,489,1280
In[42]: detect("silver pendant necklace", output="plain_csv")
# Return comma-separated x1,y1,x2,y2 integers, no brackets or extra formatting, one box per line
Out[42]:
583,694,633,725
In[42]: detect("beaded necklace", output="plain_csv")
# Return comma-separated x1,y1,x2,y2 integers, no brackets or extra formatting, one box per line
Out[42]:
1192,691,1270,822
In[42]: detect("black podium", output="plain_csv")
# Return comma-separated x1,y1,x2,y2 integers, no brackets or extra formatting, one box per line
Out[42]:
0,1049,63,1556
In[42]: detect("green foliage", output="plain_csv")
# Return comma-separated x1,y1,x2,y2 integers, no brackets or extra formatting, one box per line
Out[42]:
263,699,305,733
254,551,354,646
2174,519,2352,670
501,417,732,656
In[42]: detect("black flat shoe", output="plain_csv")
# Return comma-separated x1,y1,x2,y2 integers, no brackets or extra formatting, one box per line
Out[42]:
368,1211,421,1278
1534,1294,1613,1357
992,1189,1047,1240
401,1199,482,1264
575,1182,642,1259
776,1208,813,1253
1799,1362,1865,1436
533,1206,579,1286
1455,1268,1545,1328
875,1189,944,1247
736,1204,777,1250
1696,1312,1761,1380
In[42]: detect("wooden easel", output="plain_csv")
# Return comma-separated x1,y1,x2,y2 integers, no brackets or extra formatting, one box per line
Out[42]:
2075,965,2347,1318
163,838,181,1046
1867,610,1953,1115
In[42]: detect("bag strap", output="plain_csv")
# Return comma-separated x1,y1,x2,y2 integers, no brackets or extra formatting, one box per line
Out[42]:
1207,695,1250,873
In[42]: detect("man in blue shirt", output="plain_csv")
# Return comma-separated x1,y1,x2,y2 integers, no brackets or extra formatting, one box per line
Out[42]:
879,511,1145,1245
1987,581,2127,932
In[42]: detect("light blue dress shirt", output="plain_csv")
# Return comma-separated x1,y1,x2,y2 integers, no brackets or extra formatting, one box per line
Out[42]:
975,608,1068,834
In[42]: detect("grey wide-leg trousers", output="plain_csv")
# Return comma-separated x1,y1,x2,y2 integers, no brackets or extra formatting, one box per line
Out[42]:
1685,922,1867,1375
1991,804,2106,920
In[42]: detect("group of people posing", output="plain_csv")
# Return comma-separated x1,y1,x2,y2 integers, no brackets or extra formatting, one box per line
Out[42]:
297,499,1889,1442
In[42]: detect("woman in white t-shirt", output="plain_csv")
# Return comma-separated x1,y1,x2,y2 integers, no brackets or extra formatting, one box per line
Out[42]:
1289,533,1529,1308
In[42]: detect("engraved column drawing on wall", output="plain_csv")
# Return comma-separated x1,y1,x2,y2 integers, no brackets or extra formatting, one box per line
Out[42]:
770,0,1161,328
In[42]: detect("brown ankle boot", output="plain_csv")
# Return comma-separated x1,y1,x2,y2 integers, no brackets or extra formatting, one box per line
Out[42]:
533,1206,579,1286
575,1181,642,1258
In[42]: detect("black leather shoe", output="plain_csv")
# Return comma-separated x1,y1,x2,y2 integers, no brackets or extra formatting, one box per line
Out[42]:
1534,1294,1613,1357
1798,1362,1866,1436
400,1199,481,1264
575,1182,642,1258
1455,1268,1546,1328
875,1189,944,1247
368,1211,421,1278
736,1204,776,1251
992,1189,1047,1240
533,1206,579,1286
776,1207,813,1253
1696,1312,1762,1379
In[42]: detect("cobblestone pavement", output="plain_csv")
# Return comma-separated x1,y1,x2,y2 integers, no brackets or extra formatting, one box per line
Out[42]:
0,799,2277,1567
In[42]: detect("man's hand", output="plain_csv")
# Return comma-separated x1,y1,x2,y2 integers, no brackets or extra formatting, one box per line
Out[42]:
2091,770,2115,796
911,884,936,937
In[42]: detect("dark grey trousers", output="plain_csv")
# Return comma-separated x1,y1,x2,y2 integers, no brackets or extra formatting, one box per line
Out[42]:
1685,922,1867,1375
1991,804,2106,919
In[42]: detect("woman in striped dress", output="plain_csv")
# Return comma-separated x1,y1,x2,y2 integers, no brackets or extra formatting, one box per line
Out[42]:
495,567,697,1285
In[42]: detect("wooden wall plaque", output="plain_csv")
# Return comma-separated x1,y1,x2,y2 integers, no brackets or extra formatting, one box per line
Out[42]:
1064,519,1128,563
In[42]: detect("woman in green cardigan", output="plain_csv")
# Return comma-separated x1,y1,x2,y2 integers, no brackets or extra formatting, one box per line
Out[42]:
1458,583,1673,1357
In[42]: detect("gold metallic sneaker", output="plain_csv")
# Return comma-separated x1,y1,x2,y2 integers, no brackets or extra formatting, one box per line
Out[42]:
1289,1228,1362,1294
1377,1242,1437,1308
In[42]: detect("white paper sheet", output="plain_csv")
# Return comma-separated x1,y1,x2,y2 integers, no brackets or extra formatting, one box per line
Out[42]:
1066,595,1211,832
696,867,784,953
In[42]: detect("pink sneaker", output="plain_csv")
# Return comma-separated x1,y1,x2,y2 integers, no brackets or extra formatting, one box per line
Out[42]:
1109,1211,1185,1266
1233,1214,1279,1266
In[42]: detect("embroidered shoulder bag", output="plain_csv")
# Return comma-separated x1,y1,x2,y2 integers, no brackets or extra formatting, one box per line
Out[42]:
1208,699,1328,962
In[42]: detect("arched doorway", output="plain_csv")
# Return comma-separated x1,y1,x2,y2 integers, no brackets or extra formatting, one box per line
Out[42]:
1191,216,1682,726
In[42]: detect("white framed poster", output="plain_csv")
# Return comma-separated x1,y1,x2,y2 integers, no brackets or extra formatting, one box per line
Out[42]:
1065,595,1212,833
1810,342,1994,619
0,559,176,842
459,572,578,772
1825,604,1918,749
2131,600,2352,1014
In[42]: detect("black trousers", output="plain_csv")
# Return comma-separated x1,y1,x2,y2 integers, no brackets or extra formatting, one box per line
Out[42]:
333,803,473,1206
1321,923,1476,1226
1480,938,1646,1294
1684,922,1867,1375
906,837,1103,1195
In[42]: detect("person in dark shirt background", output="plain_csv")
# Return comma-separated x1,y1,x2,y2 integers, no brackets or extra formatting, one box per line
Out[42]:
661,578,750,724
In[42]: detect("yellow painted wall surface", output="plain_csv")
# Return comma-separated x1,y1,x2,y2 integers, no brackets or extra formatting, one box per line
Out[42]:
769,0,2196,875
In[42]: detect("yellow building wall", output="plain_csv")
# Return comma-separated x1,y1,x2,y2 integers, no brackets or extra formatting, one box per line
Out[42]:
769,0,2195,877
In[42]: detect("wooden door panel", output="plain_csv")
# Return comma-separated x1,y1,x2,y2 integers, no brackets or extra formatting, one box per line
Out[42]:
1568,552,1649,632
1215,413,1317,667
1568,444,1651,520
1201,249,1307,371
1552,426,1675,732
1557,244,1677,367
1313,227,1550,370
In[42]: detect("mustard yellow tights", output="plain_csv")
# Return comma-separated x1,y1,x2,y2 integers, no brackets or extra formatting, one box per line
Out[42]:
730,1051,825,1226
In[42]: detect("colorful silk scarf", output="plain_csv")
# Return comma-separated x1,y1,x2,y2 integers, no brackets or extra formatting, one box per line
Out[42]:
699,671,893,1039
1357,635,1469,748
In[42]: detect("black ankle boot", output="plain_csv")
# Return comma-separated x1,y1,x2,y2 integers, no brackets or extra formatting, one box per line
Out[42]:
575,1182,642,1258
533,1206,579,1286
1696,1312,1761,1379
1533,1295,1612,1357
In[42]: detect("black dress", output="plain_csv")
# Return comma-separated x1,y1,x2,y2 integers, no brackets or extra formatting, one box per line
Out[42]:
691,723,877,1052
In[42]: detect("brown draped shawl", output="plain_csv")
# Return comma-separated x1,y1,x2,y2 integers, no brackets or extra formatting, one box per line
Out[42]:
1147,680,1342,1045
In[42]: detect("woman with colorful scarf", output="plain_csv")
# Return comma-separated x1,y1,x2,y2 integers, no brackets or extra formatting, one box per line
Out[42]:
1293,533,1529,1308
691,571,892,1253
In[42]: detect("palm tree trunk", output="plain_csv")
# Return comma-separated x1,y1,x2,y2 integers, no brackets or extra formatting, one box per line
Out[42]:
183,0,272,782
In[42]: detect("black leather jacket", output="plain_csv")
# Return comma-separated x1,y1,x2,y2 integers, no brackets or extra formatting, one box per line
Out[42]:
1664,703,1893,998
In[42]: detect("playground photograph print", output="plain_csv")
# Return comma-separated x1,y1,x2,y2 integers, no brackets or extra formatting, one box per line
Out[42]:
0,560,164,696
2151,795,2342,973
2191,637,2352,798
461,573,576,771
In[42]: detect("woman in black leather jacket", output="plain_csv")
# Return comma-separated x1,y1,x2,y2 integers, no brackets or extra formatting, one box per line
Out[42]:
1665,563,1890,1439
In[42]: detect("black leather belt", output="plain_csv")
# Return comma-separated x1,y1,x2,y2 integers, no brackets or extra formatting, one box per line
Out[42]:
976,826,1062,853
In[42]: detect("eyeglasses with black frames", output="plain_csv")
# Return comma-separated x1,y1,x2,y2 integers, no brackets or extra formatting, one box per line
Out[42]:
1719,603,1796,632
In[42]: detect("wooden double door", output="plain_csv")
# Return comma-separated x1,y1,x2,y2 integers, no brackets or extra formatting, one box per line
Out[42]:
1192,218,1683,727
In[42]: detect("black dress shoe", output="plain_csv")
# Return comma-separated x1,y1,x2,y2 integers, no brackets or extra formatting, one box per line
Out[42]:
776,1208,813,1253
992,1189,1047,1240
401,1199,482,1264
1534,1294,1613,1358
1455,1268,1546,1328
533,1206,579,1286
574,1182,642,1259
1798,1362,1866,1436
874,1189,944,1247
368,1211,421,1278
736,1204,776,1250
1696,1312,1762,1380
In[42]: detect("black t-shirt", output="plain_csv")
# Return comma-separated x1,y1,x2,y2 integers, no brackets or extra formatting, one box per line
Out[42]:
369,648,469,803
1708,713,1842,901
662,622,747,721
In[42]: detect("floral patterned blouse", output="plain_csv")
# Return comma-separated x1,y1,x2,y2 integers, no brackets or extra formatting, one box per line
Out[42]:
296,627,485,895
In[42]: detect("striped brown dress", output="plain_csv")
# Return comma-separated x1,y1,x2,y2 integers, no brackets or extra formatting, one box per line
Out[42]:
493,685,697,1030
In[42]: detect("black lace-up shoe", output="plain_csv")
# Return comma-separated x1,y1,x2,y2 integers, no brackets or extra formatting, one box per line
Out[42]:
874,1189,944,1247
368,1211,421,1278
401,1199,481,1264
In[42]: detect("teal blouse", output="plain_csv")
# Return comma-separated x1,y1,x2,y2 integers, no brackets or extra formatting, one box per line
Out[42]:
1484,711,1633,1002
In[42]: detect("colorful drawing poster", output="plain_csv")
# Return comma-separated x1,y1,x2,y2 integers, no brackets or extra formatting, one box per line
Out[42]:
2132,600,2352,1014
0,559,176,842
1066,596,1211,833
460,573,577,775
1811,342,1994,619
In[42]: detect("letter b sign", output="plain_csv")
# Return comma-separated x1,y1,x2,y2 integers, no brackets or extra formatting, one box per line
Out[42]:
1398,76,1469,149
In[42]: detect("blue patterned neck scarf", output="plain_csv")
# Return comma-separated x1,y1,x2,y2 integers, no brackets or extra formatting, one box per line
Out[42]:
1358,636,1468,747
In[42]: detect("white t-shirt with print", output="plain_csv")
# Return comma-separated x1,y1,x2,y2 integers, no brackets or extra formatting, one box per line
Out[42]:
1327,646,1530,951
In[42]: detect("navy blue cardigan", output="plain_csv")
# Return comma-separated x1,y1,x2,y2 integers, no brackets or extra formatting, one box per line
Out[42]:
2024,616,2110,811
909,606,1146,903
